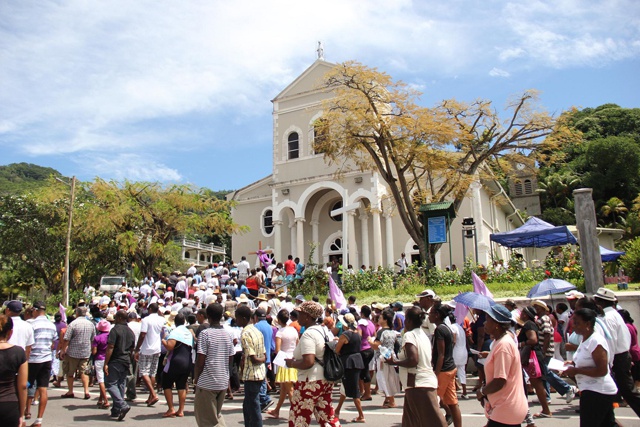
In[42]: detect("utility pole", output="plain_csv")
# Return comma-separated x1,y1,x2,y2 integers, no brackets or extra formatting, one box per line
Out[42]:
57,176,76,307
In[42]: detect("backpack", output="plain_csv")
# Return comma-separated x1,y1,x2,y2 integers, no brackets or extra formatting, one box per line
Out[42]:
310,327,344,382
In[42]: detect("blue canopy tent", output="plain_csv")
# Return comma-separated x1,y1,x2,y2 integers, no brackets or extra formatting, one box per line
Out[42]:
600,246,625,262
490,217,578,248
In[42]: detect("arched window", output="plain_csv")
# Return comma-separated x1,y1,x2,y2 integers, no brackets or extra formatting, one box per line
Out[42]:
262,209,274,235
185,251,191,259
312,118,327,155
524,179,533,195
514,180,523,196
330,200,343,222
330,238,342,252
288,132,299,159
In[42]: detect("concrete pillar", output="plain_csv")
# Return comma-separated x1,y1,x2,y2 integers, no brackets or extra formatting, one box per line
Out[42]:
471,180,489,265
273,220,282,261
311,220,320,264
360,212,370,268
574,188,603,294
296,217,305,261
384,212,394,268
347,211,358,268
290,222,296,258
371,209,383,268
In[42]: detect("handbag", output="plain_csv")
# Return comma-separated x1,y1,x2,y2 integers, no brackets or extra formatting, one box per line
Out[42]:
311,328,344,382
524,349,542,378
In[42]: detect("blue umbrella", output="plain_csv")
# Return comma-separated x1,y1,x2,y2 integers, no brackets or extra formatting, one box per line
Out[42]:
453,292,496,312
527,278,576,298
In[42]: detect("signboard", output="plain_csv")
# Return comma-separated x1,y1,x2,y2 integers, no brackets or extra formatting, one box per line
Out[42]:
428,216,447,244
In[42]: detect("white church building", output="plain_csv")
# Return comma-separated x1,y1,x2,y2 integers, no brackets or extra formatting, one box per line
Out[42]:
228,59,526,270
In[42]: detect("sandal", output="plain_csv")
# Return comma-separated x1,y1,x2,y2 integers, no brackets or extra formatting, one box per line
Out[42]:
351,417,366,423
175,412,184,417
147,396,160,407
30,422,42,427
533,413,553,419
382,403,397,408
162,412,176,418
24,412,31,420
84,393,91,400
61,392,75,399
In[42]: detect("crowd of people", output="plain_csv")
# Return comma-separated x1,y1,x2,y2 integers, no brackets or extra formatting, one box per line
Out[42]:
1,256,640,427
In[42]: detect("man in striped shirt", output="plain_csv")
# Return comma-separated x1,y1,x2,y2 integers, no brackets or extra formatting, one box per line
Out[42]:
26,301,57,426
194,303,235,427
237,305,266,427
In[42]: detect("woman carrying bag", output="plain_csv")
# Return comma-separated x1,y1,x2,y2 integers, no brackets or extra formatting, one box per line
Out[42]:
518,306,552,419
160,313,194,418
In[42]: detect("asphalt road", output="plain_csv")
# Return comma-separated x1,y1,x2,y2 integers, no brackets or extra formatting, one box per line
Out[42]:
37,383,640,427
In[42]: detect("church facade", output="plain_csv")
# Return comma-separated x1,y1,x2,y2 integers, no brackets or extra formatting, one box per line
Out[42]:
228,59,525,269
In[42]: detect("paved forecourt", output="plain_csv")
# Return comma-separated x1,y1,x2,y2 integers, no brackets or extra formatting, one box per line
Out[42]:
40,384,640,427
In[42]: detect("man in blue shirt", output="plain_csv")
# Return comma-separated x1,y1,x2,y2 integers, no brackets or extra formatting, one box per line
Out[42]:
252,308,273,413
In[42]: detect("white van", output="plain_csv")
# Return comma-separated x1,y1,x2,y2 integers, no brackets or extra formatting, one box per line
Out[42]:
99,276,126,293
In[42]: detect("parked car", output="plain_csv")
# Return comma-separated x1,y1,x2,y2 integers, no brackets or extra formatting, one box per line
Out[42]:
99,275,126,293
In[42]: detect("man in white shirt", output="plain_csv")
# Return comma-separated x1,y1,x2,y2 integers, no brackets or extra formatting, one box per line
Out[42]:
594,287,640,416
203,264,214,282
175,276,187,299
26,302,58,424
5,300,34,358
139,282,152,298
134,303,166,406
187,262,197,276
395,252,409,274
236,256,251,281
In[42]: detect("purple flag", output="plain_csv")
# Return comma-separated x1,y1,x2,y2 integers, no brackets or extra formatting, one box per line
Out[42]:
328,275,347,310
152,287,160,299
58,303,67,323
472,272,493,298
127,293,137,306
453,299,469,325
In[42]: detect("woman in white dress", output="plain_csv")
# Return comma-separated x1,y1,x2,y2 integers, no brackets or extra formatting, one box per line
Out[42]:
371,309,400,408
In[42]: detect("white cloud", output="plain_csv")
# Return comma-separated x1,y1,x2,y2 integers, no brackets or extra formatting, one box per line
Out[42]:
489,68,511,78
0,0,638,184
78,153,182,183
497,0,640,68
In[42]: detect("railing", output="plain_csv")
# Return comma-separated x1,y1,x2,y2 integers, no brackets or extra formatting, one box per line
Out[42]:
178,238,226,254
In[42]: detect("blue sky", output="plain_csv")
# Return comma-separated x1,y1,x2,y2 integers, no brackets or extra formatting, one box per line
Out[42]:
1,0,639,191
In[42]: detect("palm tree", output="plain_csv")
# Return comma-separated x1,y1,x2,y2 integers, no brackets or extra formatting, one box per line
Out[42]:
600,197,628,227
537,172,581,209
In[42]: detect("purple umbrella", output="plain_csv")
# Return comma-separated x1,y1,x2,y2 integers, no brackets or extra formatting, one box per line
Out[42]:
453,292,496,312
527,278,576,298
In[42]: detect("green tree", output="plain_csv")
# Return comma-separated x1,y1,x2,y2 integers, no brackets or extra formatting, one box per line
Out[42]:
315,62,565,264
537,172,580,210
578,136,640,204
0,194,66,293
82,179,241,275
600,197,628,228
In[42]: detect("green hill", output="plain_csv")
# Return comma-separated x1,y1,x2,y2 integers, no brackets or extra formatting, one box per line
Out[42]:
0,163,61,195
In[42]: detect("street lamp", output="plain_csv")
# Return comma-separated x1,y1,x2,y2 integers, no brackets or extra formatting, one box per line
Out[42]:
461,217,478,263
55,176,76,308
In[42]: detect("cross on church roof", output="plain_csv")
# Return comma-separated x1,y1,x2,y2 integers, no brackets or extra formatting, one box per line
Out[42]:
317,41,324,60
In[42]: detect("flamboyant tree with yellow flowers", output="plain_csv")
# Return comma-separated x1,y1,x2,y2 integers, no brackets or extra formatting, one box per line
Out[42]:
314,61,576,265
